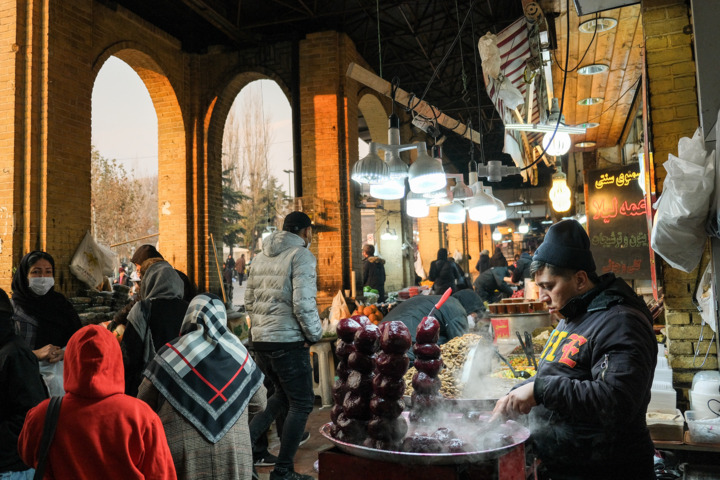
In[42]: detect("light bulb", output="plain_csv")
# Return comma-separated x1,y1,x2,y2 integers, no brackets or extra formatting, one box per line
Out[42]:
519,218,529,234
466,182,498,223
549,170,572,212
406,192,429,218
542,131,572,156
370,179,405,200
408,144,446,193
492,227,502,241
438,202,466,224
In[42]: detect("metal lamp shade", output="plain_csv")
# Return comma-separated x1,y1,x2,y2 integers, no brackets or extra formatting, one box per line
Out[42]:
408,147,446,193
370,179,405,200
438,202,466,224
406,191,430,218
352,151,389,185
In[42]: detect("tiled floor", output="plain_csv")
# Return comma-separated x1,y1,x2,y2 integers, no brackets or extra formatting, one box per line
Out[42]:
256,402,333,479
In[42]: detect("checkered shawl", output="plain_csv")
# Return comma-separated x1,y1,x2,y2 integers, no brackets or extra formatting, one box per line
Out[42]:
144,294,263,443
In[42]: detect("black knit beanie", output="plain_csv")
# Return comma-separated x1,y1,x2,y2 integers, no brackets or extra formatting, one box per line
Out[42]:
533,220,596,274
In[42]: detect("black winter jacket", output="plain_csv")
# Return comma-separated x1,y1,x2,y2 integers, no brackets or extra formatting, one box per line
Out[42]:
473,267,512,303
363,256,386,300
526,274,657,480
511,252,533,283
0,311,47,472
475,254,490,274
429,258,462,294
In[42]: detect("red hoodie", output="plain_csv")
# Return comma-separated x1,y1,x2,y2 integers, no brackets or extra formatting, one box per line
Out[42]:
18,325,176,479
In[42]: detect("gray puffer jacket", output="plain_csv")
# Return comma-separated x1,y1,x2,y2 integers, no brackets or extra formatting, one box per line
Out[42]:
245,231,322,344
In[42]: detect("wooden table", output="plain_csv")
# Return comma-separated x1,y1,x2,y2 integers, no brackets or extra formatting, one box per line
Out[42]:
653,432,720,453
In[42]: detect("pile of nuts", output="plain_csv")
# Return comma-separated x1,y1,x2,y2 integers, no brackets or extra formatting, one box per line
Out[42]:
404,334,483,399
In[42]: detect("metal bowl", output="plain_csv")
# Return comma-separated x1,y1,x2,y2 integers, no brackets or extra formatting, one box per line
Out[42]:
319,422,530,466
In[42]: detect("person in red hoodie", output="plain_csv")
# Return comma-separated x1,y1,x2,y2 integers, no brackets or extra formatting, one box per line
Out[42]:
17,325,176,480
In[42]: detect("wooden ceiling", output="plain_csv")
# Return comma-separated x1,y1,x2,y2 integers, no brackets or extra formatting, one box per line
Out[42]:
550,1,643,151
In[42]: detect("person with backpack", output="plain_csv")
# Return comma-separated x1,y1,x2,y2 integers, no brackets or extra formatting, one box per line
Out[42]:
428,248,463,294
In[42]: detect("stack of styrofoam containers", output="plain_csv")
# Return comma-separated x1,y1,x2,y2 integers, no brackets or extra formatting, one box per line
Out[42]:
689,371,720,417
648,344,677,413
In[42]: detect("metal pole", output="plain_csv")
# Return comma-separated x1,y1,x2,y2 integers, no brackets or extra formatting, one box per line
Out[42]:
109,233,160,248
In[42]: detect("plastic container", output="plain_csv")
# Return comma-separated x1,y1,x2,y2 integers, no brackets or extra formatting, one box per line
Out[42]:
654,368,673,384
685,411,720,444
690,391,720,417
647,409,684,442
649,382,677,414
657,356,669,369
692,371,720,391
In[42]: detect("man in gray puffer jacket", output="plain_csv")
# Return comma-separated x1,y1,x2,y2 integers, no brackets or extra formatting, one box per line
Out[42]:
246,211,321,480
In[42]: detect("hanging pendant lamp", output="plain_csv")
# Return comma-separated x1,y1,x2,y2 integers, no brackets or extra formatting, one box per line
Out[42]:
370,178,405,200
352,143,389,185
406,191,430,218
438,201,466,224
466,182,498,223
408,143,446,194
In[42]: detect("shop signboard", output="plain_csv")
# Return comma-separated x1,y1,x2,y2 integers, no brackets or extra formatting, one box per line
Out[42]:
587,164,651,279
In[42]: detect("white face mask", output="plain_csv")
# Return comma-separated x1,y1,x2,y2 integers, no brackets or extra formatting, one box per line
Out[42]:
29,277,54,296
306,240,312,249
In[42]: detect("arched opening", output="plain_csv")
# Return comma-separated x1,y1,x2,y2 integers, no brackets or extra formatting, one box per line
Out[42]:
92,56,158,265
91,45,188,278
217,78,293,305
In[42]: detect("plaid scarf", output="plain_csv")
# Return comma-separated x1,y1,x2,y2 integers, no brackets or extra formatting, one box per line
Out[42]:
144,294,263,443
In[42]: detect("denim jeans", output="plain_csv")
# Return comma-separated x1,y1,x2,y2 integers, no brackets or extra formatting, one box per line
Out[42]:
249,346,314,472
0,470,34,480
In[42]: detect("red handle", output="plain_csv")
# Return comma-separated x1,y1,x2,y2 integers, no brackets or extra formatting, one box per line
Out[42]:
435,288,453,311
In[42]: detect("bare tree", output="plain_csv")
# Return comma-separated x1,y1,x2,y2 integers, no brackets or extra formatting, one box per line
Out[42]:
222,82,290,255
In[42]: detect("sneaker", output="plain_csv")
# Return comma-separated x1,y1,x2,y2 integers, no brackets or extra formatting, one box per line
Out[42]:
269,469,314,480
254,453,279,467
298,432,311,446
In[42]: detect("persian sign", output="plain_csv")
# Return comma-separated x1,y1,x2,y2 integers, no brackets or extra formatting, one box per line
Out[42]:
587,165,651,279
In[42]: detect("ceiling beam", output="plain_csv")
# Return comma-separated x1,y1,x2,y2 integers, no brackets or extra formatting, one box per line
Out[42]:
180,0,255,43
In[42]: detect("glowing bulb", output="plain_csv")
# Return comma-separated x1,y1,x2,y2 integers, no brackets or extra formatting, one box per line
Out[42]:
550,170,572,212
406,192,429,218
492,227,502,241
519,218,529,234
542,131,572,156
370,179,405,200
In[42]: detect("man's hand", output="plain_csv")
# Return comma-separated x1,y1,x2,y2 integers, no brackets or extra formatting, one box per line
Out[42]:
34,344,62,363
492,382,537,419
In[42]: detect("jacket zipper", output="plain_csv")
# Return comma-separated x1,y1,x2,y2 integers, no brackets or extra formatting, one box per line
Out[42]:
600,354,609,382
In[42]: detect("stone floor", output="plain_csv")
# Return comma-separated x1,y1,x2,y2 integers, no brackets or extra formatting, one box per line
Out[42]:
256,402,333,479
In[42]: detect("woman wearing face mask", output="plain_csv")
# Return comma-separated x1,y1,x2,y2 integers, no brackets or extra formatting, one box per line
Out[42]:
12,251,82,363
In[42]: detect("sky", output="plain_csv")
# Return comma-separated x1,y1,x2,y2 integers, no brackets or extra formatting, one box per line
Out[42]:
92,58,295,196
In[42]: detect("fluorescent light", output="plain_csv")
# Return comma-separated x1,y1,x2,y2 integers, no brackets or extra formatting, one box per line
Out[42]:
516,210,531,214
578,97,604,106
518,218,529,234
576,122,599,129
492,227,502,241
541,220,553,224
550,168,572,213
579,17,618,34
575,141,597,148
578,64,609,75
507,201,524,207
543,131,572,155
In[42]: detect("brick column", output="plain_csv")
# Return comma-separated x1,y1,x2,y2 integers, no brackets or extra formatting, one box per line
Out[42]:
299,32,362,310
642,0,716,403
417,209,440,280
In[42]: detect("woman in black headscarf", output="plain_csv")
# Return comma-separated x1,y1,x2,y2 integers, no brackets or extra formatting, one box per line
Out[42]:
12,251,82,362
428,248,462,294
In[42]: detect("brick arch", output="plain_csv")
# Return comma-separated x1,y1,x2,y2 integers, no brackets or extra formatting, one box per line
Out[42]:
357,90,391,145
91,43,189,274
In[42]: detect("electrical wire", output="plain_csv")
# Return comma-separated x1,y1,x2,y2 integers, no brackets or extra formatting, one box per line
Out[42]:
376,0,382,78
585,77,641,122
519,0,571,172
552,13,599,73
418,0,476,105
470,2,485,164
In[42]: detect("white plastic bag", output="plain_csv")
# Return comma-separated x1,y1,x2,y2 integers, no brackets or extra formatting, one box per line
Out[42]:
697,262,717,333
328,291,350,336
478,33,501,80
651,128,714,272
496,75,524,110
39,359,65,397
95,242,118,277
706,109,720,238
69,231,105,287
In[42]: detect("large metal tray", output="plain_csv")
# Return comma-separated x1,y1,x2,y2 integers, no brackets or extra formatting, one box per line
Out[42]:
403,395,499,413
319,422,530,466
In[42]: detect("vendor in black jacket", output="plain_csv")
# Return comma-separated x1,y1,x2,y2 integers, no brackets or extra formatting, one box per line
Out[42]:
493,220,657,480
473,266,515,303
362,244,386,301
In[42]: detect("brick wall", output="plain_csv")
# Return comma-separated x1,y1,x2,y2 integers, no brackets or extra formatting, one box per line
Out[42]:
642,0,715,403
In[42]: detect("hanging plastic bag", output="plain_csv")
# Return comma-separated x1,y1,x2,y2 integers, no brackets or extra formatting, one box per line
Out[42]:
697,263,717,334
496,75,524,110
478,33,501,80
69,231,105,288
651,128,714,272
328,291,350,336
95,242,118,277
39,358,65,397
